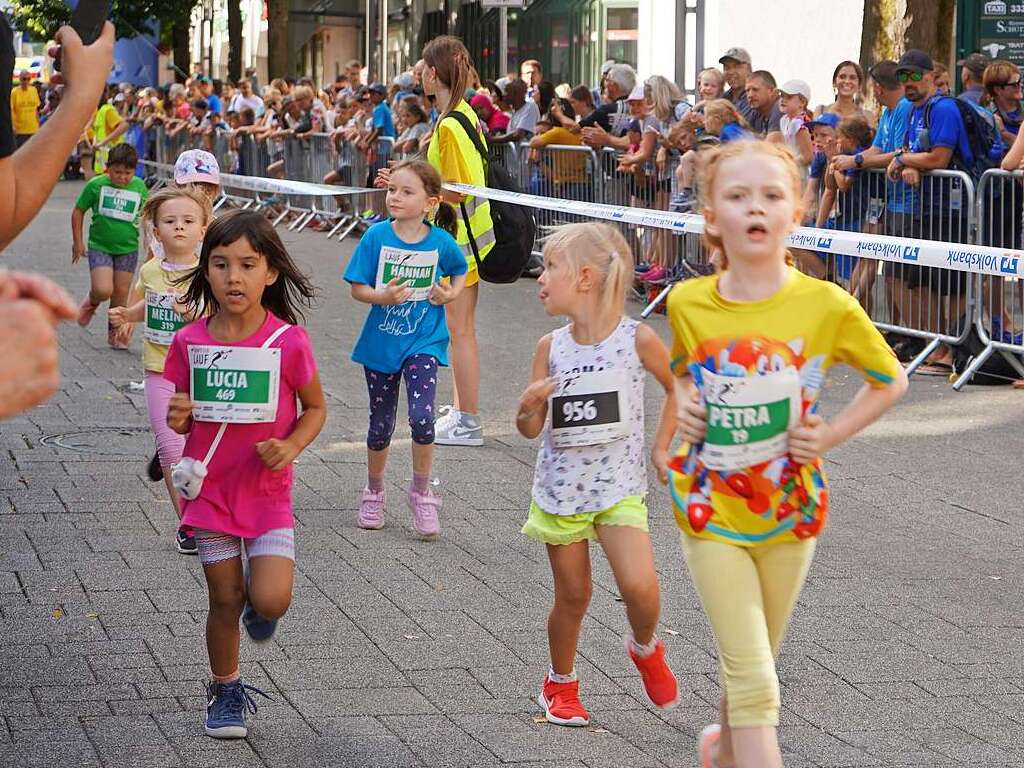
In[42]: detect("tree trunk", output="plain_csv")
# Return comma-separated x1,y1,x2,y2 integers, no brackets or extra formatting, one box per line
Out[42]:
172,14,191,83
227,0,243,82
267,0,290,79
860,0,956,70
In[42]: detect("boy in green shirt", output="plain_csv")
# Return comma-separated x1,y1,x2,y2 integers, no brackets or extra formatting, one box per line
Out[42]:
72,143,148,349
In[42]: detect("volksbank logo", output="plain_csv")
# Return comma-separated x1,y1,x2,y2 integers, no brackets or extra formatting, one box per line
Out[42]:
1001,255,1019,275
855,240,919,262
903,246,919,261
816,237,832,249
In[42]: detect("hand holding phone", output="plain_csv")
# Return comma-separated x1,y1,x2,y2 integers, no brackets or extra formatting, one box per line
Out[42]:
54,0,112,72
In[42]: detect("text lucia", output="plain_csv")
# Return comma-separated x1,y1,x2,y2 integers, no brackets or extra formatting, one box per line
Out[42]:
205,370,249,389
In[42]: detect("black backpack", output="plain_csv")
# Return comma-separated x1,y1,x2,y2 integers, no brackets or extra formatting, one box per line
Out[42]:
922,95,1003,182
445,110,537,283
952,314,1022,385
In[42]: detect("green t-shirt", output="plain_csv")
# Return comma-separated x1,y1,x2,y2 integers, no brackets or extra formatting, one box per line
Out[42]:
75,174,148,255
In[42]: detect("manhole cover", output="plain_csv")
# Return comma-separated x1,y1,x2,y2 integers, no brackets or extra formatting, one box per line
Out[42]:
40,427,151,456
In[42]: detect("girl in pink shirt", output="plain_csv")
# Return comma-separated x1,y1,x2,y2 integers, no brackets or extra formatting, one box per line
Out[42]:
164,209,326,740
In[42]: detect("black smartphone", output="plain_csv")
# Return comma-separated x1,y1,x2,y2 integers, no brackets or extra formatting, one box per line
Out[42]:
54,0,112,71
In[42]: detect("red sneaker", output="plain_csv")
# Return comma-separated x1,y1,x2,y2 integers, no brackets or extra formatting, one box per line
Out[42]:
77,296,98,327
538,676,589,727
626,637,679,709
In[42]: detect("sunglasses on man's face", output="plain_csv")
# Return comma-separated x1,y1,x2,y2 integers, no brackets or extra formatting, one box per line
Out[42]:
897,71,924,83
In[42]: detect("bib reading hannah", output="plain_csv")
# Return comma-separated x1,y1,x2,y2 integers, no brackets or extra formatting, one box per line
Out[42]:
144,292,186,345
700,367,802,471
375,245,439,302
549,369,629,449
189,346,281,423
97,185,142,223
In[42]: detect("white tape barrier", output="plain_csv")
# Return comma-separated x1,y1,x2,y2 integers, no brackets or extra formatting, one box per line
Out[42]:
443,182,1024,280
143,161,384,199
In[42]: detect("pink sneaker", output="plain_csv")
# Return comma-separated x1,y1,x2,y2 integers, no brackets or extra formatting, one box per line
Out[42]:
77,296,98,327
408,489,441,539
358,488,385,530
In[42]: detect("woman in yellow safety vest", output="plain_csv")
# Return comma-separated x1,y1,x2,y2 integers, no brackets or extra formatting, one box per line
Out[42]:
417,35,496,445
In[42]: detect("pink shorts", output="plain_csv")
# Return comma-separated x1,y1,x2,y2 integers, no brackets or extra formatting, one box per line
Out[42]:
144,371,185,468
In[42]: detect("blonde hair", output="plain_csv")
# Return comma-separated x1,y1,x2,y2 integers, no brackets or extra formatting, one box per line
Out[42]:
703,98,750,131
697,67,726,98
542,223,632,312
698,141,804,270
645,75,684,122
141,185,212,231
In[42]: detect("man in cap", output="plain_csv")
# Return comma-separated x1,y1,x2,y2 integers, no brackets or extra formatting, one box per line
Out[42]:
719,47,755,123
957,52,990,106
197,75,222,115
10,69,41,147
885,49,974,373
392,72,416,106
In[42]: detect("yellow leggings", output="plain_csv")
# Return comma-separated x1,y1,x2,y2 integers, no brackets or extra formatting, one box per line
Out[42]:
680,532,816,728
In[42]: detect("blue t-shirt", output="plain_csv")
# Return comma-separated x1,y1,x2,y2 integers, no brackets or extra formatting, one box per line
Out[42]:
344,221,467,374
809,151,827,180
907,94,973,211
872,98,915,214
720,122,751,143
372,101,396,138
207,94,222,115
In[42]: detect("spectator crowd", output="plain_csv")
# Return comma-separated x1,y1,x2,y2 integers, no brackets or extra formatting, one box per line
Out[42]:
17,44,1024,378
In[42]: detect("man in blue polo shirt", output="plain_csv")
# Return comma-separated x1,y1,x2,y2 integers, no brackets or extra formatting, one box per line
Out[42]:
885,49,971,374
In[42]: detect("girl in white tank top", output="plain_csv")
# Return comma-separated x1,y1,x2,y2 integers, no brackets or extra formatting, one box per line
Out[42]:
515,223,681,728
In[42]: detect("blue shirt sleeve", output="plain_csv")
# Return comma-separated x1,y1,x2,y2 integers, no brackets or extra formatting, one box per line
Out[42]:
436,229,467,278
809,152,826,179
926,98,964,151
373,104,387,129
344,227,379,285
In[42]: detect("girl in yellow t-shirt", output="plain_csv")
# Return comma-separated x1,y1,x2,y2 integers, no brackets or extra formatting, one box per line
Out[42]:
665,141,907,768
108,187,211,555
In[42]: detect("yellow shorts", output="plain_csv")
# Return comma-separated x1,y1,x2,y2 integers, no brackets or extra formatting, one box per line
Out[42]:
522,496,648,546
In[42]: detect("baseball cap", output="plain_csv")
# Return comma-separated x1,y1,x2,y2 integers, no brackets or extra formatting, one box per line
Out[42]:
393,72,415,89
174,149,221,186
627,83,646,101
368,83,388,96
600,59,616,76
718,47,751,66
895,49,933,75
18,69,31,78
805,112,841,131
779,79,811,102
957,52,991,79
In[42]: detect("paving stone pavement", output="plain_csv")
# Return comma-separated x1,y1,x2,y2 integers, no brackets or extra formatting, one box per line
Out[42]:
0,182,1022,767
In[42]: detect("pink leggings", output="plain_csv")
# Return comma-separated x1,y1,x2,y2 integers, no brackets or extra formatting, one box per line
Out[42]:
144,372,185,468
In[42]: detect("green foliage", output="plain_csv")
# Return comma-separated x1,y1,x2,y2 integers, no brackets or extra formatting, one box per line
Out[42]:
10,0,198,43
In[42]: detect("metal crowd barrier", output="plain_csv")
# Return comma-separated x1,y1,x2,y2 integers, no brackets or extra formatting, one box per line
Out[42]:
150,124,1023,387
962,168,1024,386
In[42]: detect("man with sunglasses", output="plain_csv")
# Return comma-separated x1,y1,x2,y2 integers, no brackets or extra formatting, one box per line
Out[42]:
885,49,974,374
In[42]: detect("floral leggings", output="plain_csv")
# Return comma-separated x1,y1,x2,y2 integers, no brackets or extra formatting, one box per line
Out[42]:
364,354,438,451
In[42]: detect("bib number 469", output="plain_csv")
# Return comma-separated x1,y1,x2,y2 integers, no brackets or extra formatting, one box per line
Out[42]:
214,389,236,401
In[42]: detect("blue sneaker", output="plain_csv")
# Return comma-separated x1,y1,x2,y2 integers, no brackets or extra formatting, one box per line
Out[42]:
242,599,278,643
204,679,273,739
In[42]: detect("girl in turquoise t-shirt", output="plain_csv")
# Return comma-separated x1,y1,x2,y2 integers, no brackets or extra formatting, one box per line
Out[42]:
344,159,467,539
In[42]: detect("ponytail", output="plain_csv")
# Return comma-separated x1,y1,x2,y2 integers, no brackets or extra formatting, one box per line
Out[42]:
434,201,458,237
422,36,474,119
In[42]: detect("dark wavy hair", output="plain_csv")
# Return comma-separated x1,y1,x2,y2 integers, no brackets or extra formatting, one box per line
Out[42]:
178,209,316,325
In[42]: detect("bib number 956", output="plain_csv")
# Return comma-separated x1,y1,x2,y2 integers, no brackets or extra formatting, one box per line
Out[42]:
551,391,619,429
561,399,598,423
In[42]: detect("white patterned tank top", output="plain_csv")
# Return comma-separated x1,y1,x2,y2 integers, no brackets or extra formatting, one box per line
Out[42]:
531,317,647,516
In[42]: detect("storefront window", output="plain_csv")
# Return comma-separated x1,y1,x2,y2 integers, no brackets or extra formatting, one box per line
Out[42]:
605,5,638,70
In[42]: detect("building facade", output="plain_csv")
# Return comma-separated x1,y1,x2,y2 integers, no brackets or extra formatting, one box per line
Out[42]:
183,0,863,105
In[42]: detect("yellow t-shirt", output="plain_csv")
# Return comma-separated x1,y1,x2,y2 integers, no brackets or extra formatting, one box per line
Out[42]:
10,85,40,135
666,268,900,547
534,127,587,183
92,103,124,172
427,100,494,267
134,258,197,373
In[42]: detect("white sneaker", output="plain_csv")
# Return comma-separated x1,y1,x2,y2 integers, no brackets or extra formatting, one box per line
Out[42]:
434,406,483,447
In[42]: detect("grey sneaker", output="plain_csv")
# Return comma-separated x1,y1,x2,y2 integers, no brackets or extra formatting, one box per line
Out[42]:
433,407,483,447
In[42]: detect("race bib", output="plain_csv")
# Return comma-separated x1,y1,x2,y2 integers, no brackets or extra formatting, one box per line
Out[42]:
700,367,802,471
375,245,438,302
144,291,186,345
97,185,142,223
549,369,629,449
188,345,281,423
